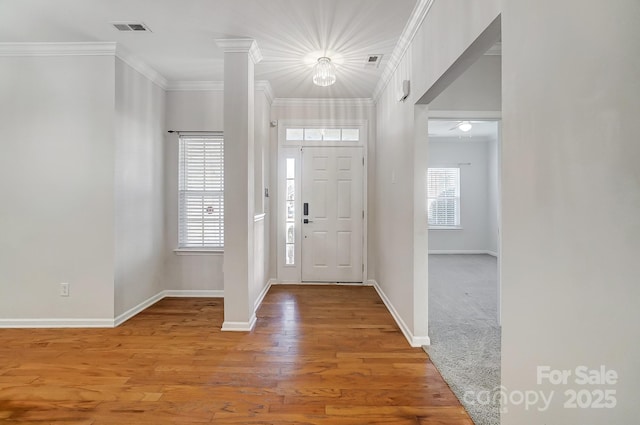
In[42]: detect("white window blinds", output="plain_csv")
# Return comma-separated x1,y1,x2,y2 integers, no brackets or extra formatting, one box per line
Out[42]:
178,134,224,248
427,168,460,228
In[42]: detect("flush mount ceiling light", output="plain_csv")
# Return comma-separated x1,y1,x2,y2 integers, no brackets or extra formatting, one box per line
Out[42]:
459,121,473,132
313,57,336,87
451,121,473,132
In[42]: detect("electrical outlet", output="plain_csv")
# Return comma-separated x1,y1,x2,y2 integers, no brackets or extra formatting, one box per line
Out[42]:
59,282,69,297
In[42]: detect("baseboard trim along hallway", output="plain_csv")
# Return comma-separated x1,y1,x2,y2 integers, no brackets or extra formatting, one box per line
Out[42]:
370,279,431,347
0,289,224,329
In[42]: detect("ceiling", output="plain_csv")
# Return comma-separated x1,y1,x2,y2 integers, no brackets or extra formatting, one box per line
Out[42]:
428,120,499,141
0,0,417,98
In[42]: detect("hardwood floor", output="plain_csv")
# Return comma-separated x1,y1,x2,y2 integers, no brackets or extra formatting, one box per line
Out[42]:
0,285,472,424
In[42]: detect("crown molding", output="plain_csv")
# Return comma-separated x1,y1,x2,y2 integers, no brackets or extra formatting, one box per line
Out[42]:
0,42,116,57
428,110,502,120
115,46,168,89
0,42,169,89
215,38,263,64
165,79,273,101
255,80,274,104
166,81,224,91
272,98,375,108
372,0,436,102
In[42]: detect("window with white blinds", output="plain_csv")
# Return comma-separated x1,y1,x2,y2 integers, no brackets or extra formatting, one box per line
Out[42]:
178,134,224,249
427,168,460,228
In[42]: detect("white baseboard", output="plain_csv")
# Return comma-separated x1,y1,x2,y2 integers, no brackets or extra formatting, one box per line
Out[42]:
115,289,224,326
272,281,365,286
412,334,431,346
1,289,225,329
163,290,224,298
0,318,115,328
254,280,273,310
114,291,166,327
221,278,272,332
371,280,431,348
221,314,257,332
429,250,497,257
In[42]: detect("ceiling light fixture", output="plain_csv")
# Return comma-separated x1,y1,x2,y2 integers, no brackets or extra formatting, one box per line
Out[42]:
313,57,336,87
458,121,473,132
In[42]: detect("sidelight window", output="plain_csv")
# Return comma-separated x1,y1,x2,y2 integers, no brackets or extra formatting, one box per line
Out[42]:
285,158,296,265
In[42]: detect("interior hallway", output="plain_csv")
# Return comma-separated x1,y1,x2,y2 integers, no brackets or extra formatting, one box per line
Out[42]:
0,285,473,424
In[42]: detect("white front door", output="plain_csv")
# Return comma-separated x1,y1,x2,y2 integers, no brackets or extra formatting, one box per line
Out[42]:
301,147,364,282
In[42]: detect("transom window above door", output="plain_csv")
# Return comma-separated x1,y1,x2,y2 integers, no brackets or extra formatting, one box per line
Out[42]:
286,128,360,142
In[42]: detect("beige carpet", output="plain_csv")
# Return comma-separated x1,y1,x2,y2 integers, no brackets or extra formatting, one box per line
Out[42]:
424,254,501,425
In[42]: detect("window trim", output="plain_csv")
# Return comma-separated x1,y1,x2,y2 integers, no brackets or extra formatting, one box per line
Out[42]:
177,132,224,251
429,225,464,231
427,167,461,230
173,248,224,256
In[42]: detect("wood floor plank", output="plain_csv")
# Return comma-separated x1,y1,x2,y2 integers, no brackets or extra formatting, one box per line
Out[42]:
0,285,471,424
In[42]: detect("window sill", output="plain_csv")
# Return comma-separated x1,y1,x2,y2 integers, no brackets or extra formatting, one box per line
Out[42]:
173,248,224,256
429,226,463,230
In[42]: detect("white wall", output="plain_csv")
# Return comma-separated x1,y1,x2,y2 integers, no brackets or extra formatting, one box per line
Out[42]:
164,90,225,291
114,58,167,317
428,139,494,253
165,90,224,131
501,1,640,423
376,65,417,336
252,92,271,307
375,0,501,343
164,88,271,295
270,100,376,281
0,55,116,321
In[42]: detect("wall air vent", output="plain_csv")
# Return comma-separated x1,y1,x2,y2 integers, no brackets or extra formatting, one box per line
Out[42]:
364,54,383,68
111,22,152,32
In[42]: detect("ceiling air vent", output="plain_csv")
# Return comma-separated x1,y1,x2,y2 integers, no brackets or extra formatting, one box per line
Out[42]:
111,22,152,32
365,54,383,68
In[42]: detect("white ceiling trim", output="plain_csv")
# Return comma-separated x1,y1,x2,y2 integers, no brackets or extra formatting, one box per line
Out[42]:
0,42,116,56
116,46,169,90
428,110,503,120
116,46,168,89
272,98,374,107
215,38,263,64
165,80,274,103
0,42,169,89
372,0,435,102
255,80,274,105
166,81,224,91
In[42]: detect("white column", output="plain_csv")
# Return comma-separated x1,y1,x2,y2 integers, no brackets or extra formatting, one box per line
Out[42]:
216,39,263,331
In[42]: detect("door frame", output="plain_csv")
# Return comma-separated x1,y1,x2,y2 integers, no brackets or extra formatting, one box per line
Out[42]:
427,110,503,325
276,119,368,284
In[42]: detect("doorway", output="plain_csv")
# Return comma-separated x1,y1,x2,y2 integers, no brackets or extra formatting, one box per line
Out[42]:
277,123,367,283
426,116,502,425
